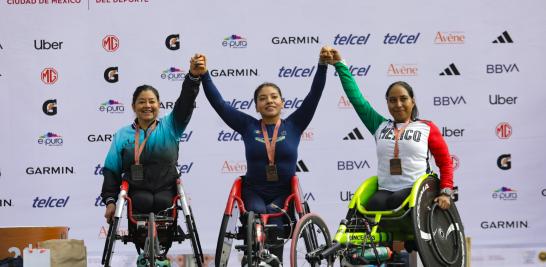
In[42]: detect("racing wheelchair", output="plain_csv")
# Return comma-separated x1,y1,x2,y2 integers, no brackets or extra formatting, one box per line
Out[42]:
290,173,466,267
215,176,332,267
102,179,204,267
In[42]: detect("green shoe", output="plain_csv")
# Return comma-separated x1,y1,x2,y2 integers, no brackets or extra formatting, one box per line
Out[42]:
136,254,171,267
155,258,171,267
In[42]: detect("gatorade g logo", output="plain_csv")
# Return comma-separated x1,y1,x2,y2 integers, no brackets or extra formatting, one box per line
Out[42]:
42,99,57,116
497,154,511,170
104,67,119,83
165,34,180,50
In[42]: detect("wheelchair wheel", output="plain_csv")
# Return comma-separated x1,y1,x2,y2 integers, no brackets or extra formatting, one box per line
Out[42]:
186,206,204,267
101,217,119,267
290,213,332,267
245,211,258,267
215,203,240,267
412,177,466,267
146,213,158,267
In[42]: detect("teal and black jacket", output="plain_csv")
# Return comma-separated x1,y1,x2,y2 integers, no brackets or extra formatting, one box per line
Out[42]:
100,75,200,205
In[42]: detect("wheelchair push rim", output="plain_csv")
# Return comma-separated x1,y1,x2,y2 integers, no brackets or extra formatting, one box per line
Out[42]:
412,177,466,267
102,217,119,267
290,212,333,267
215,202,240,267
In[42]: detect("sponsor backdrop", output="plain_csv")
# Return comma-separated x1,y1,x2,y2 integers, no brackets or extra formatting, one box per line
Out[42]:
1,0,545,266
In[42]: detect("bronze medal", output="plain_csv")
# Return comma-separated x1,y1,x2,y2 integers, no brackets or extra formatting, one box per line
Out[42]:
266,164,279,182
131,164,144,181
390,158,402,175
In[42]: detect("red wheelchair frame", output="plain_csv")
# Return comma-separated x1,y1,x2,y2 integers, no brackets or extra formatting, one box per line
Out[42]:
215,176,332,267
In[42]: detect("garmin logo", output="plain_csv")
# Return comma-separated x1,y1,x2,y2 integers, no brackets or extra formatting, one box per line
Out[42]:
210,68,258,77
88,134,113,143
271,36,319,45
480,220,528,229
26,166,74,175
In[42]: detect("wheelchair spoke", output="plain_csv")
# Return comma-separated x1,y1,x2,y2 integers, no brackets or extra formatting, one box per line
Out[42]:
290,213,332,267
102,217,119,267
216,203,240,267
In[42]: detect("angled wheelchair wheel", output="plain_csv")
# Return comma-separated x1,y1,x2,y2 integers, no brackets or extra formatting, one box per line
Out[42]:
102,217,119,267
145,213,158,267
412,177,466,267
290,213,333,267
215,203,240,267
245,211,259,267
186,206,204,267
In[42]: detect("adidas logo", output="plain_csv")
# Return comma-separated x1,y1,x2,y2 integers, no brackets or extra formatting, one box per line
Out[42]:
343,128,364,140
439,63,460,76
492,31,513,44
296,160,309,172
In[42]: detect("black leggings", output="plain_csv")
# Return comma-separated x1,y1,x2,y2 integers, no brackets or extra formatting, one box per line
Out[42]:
130,187,176,214
365,188,412,211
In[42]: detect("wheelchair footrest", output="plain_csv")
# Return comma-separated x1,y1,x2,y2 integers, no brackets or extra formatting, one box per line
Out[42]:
234,245,248,251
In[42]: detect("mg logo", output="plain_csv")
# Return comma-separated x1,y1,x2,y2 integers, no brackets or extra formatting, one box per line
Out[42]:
496,122,512,139
41,68,58,84
102,35,119,52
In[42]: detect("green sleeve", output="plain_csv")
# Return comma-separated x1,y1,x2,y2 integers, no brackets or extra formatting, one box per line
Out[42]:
334,61,386,134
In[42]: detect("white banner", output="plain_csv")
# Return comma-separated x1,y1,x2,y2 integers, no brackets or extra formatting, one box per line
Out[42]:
1,0,545,266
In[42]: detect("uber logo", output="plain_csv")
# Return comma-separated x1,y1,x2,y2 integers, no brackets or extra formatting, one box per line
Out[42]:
442,127,464,137
34,39,63,50
497,154,511,170
489,94,517,105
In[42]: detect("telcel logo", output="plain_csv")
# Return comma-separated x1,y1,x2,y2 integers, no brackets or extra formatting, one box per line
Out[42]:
218,130,242,142
383,32,420,44
334,65,370,77
33,196,70,208
333,34,370,45
95,196,106,207
278,66,315,78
